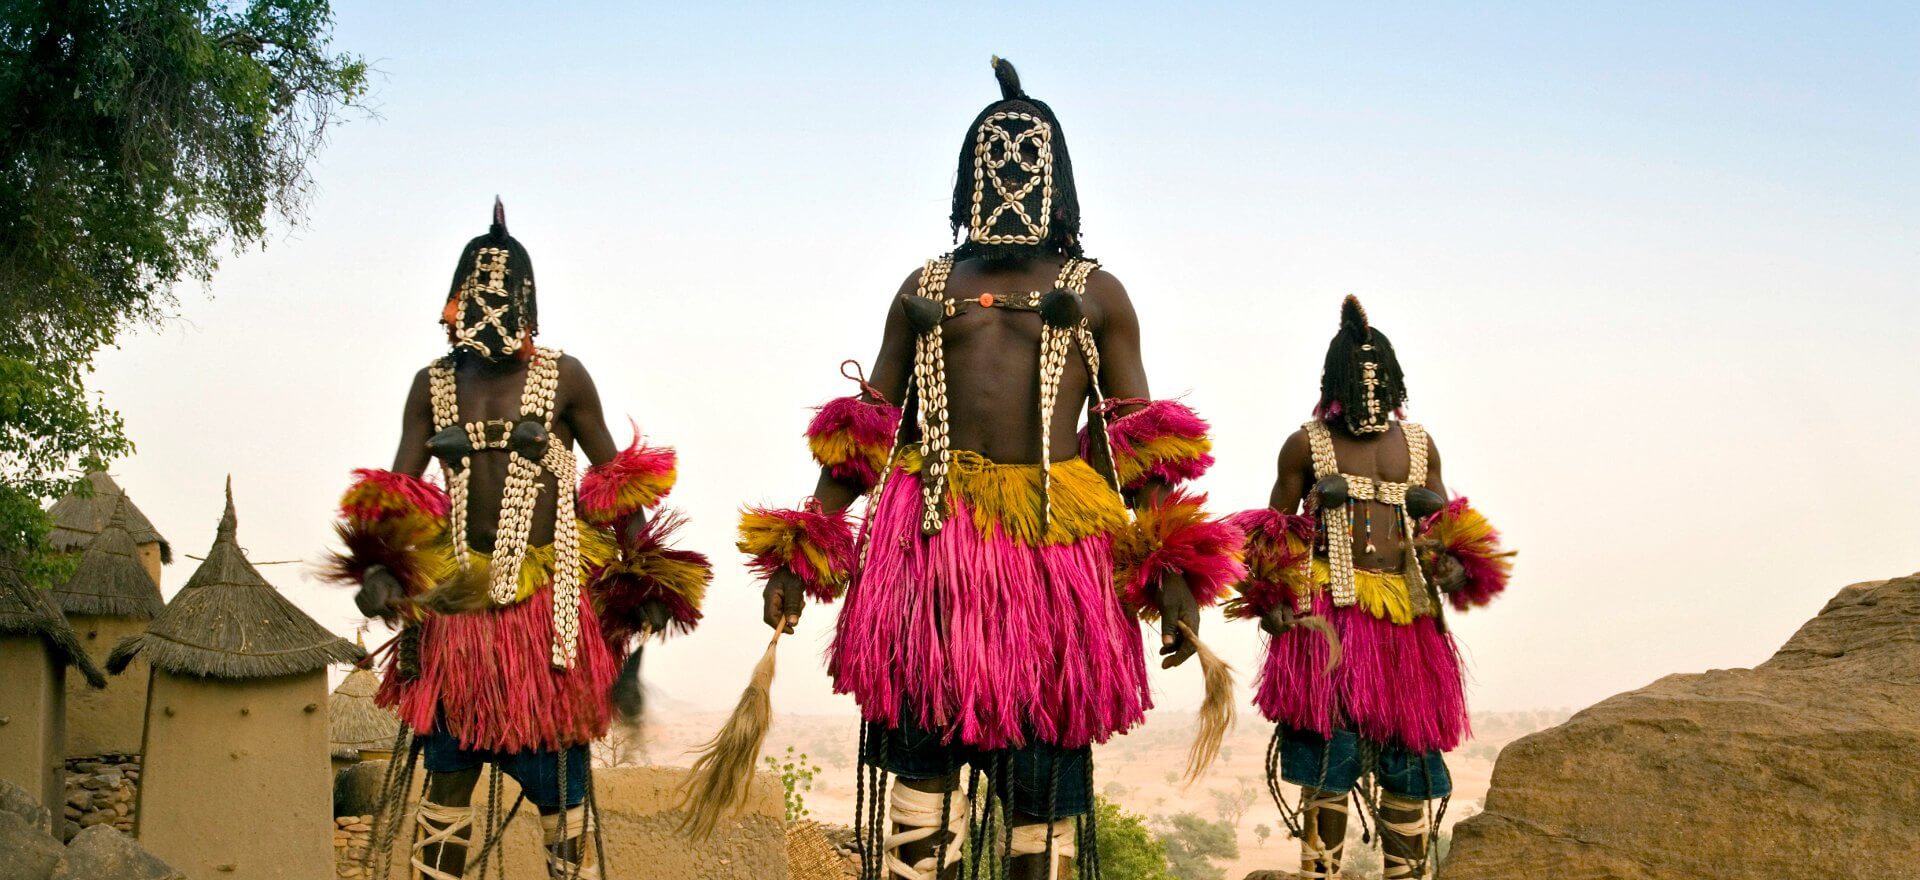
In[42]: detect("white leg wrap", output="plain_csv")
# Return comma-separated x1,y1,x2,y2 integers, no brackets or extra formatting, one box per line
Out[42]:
1379,793,1432,880
883,785,970,880
1298,792,1349,880
540,806,599,879
540,805,594,845
1008,821,1077,880
411,801,474,880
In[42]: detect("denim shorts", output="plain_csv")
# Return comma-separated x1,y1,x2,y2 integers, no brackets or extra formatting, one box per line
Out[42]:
420,729,589,809
1277,726,1452,800
866,716,1092,821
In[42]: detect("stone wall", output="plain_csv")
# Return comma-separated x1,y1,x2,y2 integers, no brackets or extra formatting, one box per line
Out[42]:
61,755,139,840
333,814,373,880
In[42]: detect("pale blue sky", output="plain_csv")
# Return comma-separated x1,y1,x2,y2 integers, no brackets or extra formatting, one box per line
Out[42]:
92,3,1918,720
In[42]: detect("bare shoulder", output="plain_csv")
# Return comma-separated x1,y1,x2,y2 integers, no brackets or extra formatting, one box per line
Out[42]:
1418,425,1442,465
1082,267,1129,304
1279,427,1312,464
1082,268,1133,331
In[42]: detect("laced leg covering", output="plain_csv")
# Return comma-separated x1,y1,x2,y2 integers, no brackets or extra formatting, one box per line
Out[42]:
412,800,475,880
541,805,599,879
1008,821,1078,880
884,784,970,880
1378,792,1432,880
1297,790,1349,880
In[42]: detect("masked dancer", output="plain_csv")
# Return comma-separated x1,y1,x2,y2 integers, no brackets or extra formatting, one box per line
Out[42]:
1225,296,1513,880
325,200,712,879
735,60,1244,880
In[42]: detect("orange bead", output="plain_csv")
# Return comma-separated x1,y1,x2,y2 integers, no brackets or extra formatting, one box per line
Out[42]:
979,293,996,308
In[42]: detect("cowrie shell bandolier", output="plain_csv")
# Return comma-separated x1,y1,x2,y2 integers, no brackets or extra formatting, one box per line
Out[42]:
429,347,584,668
1303,419,1430,615
905,256,1116,536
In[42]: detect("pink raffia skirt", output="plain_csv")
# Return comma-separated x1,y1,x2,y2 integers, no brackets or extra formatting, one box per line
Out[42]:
829,455,1150,751
378,580,619,754
1255,581,1470,754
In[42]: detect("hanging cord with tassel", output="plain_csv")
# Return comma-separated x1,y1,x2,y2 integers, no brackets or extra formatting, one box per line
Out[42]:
1175,620,1236,784
677,627,783,838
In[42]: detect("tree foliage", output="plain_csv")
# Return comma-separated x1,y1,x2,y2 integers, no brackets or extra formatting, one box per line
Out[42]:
1094,797,1177,880
1156,812,1239,880
0,0,365,574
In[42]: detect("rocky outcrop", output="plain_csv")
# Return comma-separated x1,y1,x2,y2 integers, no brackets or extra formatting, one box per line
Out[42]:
1443,574,1920,880
0,785,180,880
50,826,185,880
0,811,64,880
0,780,51,835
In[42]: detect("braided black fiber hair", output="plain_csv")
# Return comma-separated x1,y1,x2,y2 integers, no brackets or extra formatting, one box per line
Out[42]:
443,197,538,359
1317,295,1408,435
950,58,1084,262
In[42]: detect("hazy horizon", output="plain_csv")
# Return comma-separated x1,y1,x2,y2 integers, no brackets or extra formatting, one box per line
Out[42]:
76,2,1919,718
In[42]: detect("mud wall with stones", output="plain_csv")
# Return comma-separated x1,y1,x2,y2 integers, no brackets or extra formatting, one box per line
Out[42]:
345,766,790,880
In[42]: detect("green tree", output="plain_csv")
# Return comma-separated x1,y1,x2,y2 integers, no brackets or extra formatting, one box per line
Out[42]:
1253,823,1271,847
0,0,366,577
1156,812,1238,880
1094,797,1176,880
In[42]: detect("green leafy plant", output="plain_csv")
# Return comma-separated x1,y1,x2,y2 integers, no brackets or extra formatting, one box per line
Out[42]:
763,745,819,823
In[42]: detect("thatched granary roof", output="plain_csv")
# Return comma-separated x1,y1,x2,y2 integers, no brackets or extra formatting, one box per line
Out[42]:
47,472,172,564
329,664,400,760
0,558,107,687
108,481,363,680
48,497,164,619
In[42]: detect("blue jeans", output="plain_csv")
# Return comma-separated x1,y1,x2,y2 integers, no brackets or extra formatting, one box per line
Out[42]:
420,729,589,809
866,717,1093,820
1277,726,1452,800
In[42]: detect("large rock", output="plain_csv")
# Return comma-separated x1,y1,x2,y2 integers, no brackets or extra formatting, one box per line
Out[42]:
1443,575,1920,880
0,812,63,880
334,759,390,817
0,780,49,835
50,825,184,880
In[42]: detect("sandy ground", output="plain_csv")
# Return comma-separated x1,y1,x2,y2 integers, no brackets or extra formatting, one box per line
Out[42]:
621,704,1567,879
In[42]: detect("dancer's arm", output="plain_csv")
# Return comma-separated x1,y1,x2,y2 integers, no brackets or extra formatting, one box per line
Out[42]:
1086,271,1203,668
763,271,917,632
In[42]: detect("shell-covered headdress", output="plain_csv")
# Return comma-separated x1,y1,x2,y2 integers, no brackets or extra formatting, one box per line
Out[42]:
441,197,537,359
949,58,1083,261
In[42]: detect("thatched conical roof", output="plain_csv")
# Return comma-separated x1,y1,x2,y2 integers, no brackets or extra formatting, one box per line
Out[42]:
47,472,171,563
48,497,164,619
0,558,107,687
329,662,400,760
108,480,363,680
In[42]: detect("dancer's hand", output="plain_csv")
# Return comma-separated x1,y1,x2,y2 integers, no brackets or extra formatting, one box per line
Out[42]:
354,565,405,622
1428,545,1466,595
1260,603,1297,637
638,599,674,635
612,647,646,724
1158,573,1199,669
762,569,805,633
